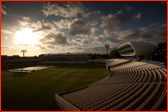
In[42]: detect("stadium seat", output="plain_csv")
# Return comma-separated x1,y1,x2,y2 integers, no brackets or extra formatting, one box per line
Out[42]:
56,59,167,111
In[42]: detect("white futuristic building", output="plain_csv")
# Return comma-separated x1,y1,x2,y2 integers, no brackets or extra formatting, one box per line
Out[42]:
117,42,157,60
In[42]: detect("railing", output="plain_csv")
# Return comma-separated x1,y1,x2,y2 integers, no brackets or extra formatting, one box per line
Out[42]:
141,60,165,65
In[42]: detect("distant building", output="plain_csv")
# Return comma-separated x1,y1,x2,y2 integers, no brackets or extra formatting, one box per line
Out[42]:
9,57,42,65
41,53,91,62
1,53,91,66
1,55,11,66
1,55,41,66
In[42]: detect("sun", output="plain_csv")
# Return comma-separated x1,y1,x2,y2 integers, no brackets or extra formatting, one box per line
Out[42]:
15,28,37,45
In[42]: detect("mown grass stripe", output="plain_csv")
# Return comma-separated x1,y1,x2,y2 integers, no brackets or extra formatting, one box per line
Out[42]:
1,64,108,111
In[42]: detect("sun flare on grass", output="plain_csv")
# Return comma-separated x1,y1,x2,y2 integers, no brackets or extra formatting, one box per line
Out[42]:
15,28,37,45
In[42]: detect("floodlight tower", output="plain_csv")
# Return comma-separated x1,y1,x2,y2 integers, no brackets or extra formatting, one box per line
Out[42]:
21,50,27,57
105,44,110,59
63,44,65,53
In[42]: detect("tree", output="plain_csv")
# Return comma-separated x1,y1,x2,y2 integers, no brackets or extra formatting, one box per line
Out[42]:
109,49,121,58
158,42,167,62
11,55,20,59
152,41,167,62
158,42,167,56
34,55,37,58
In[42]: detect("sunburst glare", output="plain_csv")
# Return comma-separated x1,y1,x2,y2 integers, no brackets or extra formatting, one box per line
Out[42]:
15,28,37,45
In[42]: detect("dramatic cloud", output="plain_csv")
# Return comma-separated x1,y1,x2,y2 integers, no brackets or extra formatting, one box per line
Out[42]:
53,19,71,29
1,46,10,49
115,29,140,40
17,19,56,33
1,30,13,34
82,46,115,54
18,20,30,26
127,6,132,11
5,37,9,40
112,27,152,42
72,38,92,46
17,43,32,47
42,2,85,18
83,46,106,53
83,11,105,23
95,37,104,44
40,32,67,45
125,5,131,11
124,4,128,8
138,24,166,45
34,44,46,49
81,39,91,45
69,19,91,37
105,37,120,44
22,17,30,21
93,33,113,44
73,38,81,43
139,27,152,39
141,33,152,39
1,1,167,55
94,34,107,44
82,40,89,44
101,26,152,43
118,10,122,13
32,20,55,32
100,13,124,33
149,23,155,27
91,27,98,33
1,5,9,15
155,23,167,37
90,46,105,51
133,12,142,21
94,33,121,45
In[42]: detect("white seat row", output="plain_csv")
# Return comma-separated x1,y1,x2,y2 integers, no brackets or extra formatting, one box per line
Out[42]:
57,60,167,111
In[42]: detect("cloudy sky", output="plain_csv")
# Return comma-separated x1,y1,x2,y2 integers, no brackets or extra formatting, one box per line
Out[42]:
1,1,167,56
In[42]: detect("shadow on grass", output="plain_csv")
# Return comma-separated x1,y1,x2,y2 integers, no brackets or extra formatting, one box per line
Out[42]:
41,63,106,69
13,72,30,78
1,63,106,71
2,72,30,79
2,63,106,70
1,64,39,71
1,63,107,111
44,101,61,111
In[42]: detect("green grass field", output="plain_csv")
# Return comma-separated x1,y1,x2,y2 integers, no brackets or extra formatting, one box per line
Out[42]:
1,64,108,111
